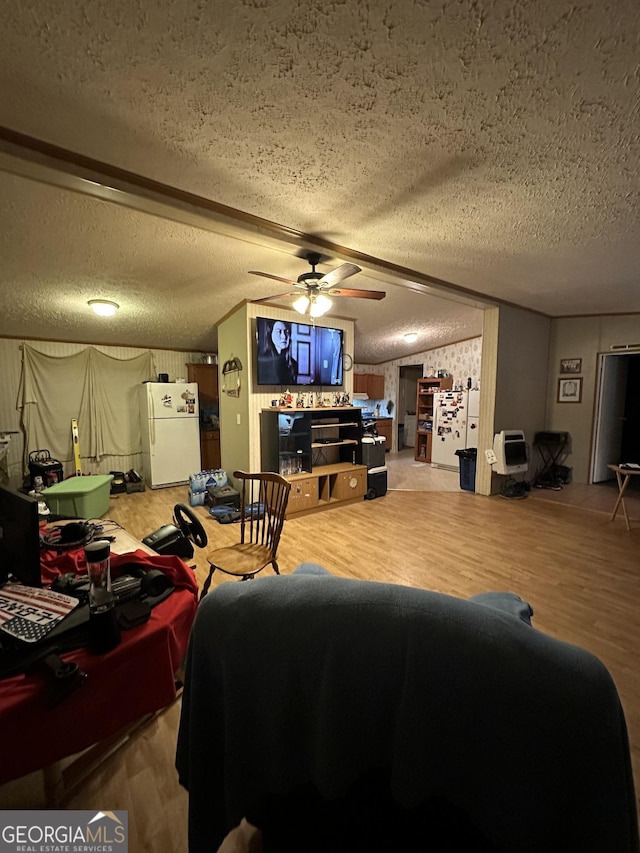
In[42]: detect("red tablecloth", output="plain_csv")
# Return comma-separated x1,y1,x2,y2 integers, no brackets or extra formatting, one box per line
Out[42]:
0,549,198,785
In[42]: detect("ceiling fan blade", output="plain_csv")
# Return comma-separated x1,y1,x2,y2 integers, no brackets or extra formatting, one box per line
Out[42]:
252,291,298,304
318,263,361,288
249,270,298,287
328,288,386,300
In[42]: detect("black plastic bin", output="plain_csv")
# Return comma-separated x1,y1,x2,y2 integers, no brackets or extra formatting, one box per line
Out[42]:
455,448,477,492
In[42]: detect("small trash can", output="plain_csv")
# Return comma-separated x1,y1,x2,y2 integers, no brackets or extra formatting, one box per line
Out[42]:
455,448,477,492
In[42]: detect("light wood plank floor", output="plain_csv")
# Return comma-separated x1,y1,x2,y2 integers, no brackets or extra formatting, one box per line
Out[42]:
1,459,639,851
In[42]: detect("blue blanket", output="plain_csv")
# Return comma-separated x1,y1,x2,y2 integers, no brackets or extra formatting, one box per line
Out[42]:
176,569,638,852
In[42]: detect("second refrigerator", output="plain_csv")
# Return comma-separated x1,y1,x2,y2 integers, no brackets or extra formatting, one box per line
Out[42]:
431,388,480,470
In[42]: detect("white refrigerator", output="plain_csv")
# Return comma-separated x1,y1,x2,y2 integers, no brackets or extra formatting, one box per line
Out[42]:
140,382,201,488
466,388,480,449
431,389,480,470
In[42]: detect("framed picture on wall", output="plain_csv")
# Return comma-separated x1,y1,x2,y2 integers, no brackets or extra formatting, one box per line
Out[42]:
559,358,582,374
557,377,582,403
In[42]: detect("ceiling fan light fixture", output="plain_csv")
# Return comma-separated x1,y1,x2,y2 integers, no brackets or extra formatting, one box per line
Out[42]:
89,299,119,317
404,332,418,343
310,293,332,318
293,295,310,314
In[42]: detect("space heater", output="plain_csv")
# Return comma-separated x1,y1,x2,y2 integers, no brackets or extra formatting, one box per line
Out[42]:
493,430,529,475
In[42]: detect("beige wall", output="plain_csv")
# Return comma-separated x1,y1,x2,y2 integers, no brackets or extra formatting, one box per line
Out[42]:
547,314,640,483
217,306,252,485
217,303,355,484
490,305,552,491
0,337,202,487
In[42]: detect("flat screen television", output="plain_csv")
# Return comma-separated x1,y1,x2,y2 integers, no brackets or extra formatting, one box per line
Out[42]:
0,485,42,588
255,317,344,387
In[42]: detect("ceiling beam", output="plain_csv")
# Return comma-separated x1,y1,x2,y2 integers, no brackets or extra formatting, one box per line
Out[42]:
0,124,528,313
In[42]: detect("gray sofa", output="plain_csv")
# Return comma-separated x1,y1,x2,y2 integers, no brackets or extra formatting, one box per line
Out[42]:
176,565,639,852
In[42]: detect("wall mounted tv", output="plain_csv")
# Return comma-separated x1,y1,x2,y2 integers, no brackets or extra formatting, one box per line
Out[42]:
255,317,344,387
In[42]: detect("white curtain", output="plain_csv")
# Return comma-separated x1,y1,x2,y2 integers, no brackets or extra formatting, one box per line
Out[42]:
18,344,154,473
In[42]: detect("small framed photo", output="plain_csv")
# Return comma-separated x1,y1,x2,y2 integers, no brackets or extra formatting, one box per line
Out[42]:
560,358,582,374
557,377,582,403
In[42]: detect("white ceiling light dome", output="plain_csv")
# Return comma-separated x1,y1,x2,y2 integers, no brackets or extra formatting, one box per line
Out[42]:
89,299,119,317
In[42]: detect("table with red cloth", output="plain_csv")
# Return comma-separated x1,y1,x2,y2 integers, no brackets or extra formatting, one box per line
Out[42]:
0,543,198,787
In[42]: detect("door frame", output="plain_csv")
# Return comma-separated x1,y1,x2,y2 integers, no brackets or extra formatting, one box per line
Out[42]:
590,352,633,483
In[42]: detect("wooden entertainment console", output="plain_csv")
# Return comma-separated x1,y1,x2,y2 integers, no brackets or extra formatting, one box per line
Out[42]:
260,407,367,518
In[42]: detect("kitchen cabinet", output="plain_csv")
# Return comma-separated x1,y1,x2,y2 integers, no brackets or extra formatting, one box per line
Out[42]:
373,418,393,450
414,377,453,463
186,362,218,402
354,372,385,400
200,429,221,470
260,407,367,518
186,362,220,470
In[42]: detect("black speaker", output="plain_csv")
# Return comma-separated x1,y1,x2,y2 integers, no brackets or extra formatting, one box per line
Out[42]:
535,431,569,445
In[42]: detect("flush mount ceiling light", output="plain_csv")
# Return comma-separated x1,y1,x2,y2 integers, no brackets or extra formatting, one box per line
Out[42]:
88,299,119,317
404,332,418,343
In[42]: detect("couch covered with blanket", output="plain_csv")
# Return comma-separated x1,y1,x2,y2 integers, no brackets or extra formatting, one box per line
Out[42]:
176,564,639,853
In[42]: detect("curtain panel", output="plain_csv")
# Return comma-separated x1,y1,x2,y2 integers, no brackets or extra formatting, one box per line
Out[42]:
18,344,154,474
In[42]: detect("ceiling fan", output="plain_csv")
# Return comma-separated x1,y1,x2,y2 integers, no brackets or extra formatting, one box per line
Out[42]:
249,252,385,317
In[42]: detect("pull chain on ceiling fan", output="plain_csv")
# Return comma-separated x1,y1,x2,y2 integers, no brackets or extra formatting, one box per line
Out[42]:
249,252,385,317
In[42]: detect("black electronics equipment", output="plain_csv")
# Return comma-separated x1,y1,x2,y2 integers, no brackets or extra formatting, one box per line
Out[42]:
534,431,570,446
28,449,64,489
142,503,208,560
109,471,127,494
255,316,344,387
0,564,175,680
208,485,240,508
41,521,96,551
0,485,42,588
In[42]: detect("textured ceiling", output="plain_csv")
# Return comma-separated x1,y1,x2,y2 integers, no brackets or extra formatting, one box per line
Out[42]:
0,0,639,362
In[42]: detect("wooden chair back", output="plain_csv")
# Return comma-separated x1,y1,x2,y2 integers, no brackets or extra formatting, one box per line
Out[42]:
234,470,291,560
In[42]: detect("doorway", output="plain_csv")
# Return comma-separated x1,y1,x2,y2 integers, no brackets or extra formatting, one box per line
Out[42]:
398,364,422,450
591,353,640,483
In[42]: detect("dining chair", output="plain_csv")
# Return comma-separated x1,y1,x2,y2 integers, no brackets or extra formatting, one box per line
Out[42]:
200,471,291,596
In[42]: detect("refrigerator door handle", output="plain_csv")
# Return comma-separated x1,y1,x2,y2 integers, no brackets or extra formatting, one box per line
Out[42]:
148,387,156,451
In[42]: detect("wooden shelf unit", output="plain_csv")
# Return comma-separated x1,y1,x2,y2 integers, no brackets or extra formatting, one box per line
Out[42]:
260,407,367,518
186,362,221,470
414,377,453,463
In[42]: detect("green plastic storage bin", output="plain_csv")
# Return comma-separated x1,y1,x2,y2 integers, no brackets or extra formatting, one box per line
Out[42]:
42,474,114,518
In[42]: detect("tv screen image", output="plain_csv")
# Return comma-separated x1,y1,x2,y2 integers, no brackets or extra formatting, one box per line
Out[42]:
256,317,344,387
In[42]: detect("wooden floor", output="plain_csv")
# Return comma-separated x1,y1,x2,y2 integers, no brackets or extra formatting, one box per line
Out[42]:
1,454,639,850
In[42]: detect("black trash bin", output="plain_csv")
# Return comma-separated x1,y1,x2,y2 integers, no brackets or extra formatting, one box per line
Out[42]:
398,424,404,451
455,448,477,492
